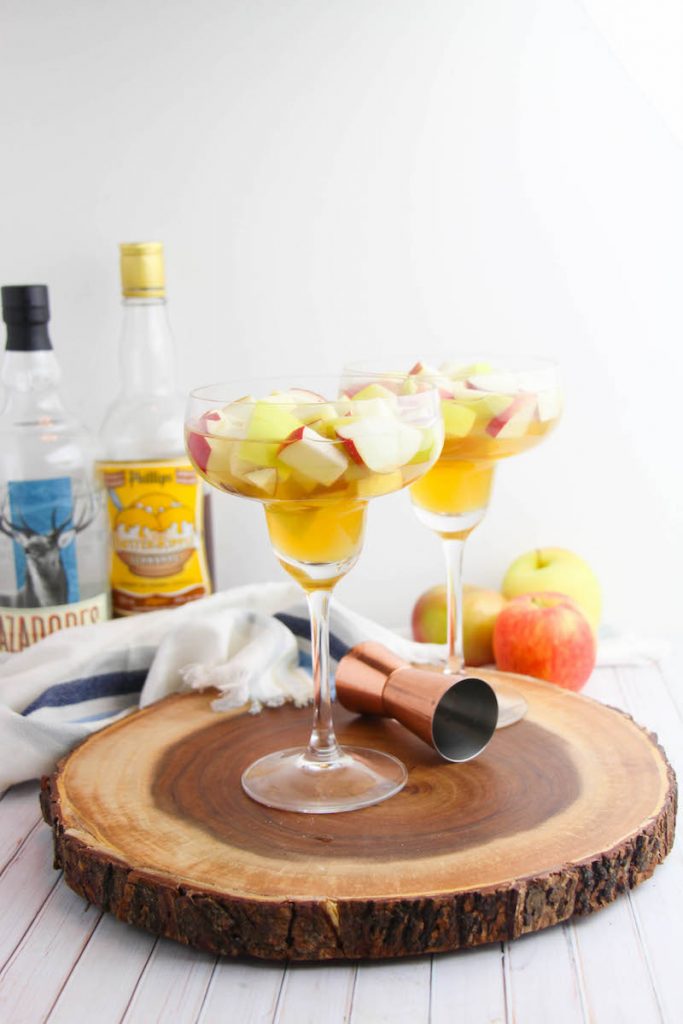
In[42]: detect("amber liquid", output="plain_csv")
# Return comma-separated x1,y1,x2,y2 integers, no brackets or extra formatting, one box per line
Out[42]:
410,412,557,530
188,430,439,589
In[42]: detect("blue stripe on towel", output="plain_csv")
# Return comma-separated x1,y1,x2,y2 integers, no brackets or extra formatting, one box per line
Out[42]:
22,669,147,716
275,612,350,664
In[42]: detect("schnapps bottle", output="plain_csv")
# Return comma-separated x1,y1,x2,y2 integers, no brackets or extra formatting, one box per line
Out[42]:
98,243,212,616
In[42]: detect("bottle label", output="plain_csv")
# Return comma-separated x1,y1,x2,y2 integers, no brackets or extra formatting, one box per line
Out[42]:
1,477,83,606
0,476,110,652
0,594,109,654
98,459,211,615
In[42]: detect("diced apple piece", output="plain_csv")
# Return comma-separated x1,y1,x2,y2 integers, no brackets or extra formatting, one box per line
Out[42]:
352,396,396,420
447,380,484,400
238,401,303,467
244,467,278,495
186,429,211,473
200,435,236,479
537,389,562,422
486,394,537,438
409,361,439,377
207,400,255,439
348,382,399,402
442,401,477,438
440,361,493,380
296,401,338,426
286,388,327,403
474,393,513,421
467,372,519,394
336,417,422,473
277,426,349,485
261,389,324,406
408,425,442,464
400,377,419,395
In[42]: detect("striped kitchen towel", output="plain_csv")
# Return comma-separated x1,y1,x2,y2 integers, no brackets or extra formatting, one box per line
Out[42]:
0,582,442,793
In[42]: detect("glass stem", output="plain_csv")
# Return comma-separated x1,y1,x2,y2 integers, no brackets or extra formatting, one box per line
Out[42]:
443,537,466,674
305,588,341,762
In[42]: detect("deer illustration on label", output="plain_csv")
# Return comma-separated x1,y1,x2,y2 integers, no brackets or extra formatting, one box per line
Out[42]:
0,478,96,608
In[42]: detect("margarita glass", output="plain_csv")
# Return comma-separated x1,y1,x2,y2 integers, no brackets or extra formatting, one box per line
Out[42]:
344,358,561,726
185,377,443,812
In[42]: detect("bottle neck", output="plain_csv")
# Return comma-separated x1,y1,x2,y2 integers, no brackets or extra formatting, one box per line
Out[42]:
0,349,65,420
119,297,177,396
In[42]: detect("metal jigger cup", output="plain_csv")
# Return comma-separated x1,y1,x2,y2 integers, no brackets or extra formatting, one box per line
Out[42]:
335,642,499,761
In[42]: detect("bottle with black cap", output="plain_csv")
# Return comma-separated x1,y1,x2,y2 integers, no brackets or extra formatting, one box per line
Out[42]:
0,285,110,653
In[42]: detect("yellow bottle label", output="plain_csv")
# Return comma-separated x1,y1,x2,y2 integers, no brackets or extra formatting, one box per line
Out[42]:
97,459,211,615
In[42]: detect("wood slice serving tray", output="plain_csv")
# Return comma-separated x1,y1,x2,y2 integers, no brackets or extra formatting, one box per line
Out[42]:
40,673,677,961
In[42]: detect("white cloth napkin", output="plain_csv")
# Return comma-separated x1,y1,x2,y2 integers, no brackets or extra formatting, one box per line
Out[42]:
0,583,444,793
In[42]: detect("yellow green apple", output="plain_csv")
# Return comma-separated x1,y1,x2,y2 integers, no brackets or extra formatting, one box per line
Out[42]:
411,584,507,666
502,548,601,632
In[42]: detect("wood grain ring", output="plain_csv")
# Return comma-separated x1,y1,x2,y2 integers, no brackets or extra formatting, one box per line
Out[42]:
40,676,677,961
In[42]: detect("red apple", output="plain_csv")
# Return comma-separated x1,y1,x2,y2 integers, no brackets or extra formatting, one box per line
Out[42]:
493,592,596,691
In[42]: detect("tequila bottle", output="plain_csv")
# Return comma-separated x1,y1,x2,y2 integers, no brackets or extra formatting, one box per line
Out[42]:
0,285,109,653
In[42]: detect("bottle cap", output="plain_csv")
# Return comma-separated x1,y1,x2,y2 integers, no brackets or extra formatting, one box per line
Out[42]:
2,285,50,325
119,242,165,298
1,285,52,351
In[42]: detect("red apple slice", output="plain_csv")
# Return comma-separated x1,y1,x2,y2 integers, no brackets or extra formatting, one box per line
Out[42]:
486,394,537,438
186,430,211,473
186,411,222,472
336,416,422,473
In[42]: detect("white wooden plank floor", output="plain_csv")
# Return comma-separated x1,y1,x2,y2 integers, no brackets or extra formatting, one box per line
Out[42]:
0,658,679,1024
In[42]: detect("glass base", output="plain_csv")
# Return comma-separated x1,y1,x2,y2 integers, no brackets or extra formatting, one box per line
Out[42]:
490,684,528,728
241,745,408,814
442,663,528,728
412,503,487,537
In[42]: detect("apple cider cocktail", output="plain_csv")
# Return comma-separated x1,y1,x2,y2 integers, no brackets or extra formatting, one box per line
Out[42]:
344,357,562,727
405,361,561,536
185,379,443,813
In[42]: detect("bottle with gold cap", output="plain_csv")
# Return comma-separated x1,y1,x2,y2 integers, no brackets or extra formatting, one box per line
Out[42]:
98,243,212,615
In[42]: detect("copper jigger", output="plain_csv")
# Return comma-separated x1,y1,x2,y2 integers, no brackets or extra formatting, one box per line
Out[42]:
336,641,498,762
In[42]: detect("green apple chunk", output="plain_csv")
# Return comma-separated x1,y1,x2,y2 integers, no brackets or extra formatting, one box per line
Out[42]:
408,425,441,464
296,401,338,426
442,401,477,438
349,382,399,402
440,361,494,380
238,401,303,468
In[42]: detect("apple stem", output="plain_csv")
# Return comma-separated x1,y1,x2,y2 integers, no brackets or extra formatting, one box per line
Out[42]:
443,537,466,674
305,588,342,761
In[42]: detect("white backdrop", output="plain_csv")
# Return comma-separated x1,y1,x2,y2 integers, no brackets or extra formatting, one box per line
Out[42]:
1,0,681,636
